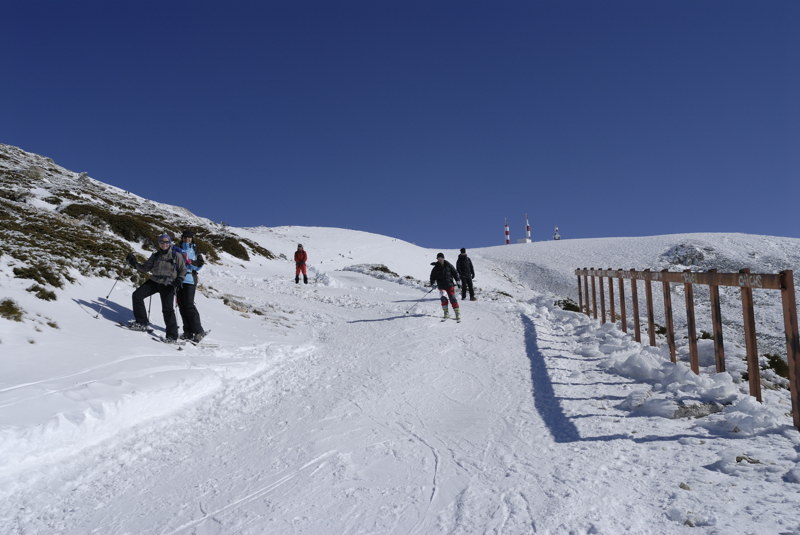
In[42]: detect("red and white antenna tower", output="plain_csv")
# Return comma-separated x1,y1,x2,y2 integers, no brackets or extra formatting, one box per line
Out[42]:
504,218,510,245
525,213,532,242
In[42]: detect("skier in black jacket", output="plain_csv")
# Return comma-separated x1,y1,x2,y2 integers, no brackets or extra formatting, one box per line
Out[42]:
429,252,461,321
126,233,187,341
456,248,476,301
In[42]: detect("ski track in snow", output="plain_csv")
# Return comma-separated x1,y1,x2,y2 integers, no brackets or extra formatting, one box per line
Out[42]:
5,237,800,534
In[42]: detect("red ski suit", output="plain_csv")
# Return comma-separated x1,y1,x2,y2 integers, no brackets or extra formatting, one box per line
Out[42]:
294,249,308,278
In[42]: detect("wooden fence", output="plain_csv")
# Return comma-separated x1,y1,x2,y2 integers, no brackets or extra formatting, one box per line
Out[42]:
574,267,800,430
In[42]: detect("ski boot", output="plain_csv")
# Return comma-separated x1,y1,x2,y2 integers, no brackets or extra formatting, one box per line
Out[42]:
455,308,461,322
192,331,207,343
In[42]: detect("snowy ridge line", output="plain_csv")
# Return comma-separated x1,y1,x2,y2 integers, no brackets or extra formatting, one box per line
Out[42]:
0,354,155,395
0,370,221,485
574,266,800,429
0,342,298,492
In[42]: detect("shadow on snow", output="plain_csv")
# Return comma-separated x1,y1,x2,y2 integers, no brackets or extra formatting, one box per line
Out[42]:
74,298,166,334
348,314,429,323
521,313,708,444
522,313,583,443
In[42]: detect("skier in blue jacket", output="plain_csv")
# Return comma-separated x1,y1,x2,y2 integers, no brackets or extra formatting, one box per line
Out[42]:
174,230,206,342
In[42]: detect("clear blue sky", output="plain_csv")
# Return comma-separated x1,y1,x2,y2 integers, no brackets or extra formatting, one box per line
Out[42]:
3,1,798,248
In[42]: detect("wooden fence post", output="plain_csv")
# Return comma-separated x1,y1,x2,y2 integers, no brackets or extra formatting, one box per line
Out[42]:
684,270,699,374
577,273,583,313
591,269,598,320
662,269,677,363
644,269,656,347
708,269,726,372
608,270,616,324
583,270,590,316
780,270,800,430
599,271,606,324
740,268,762,402
618,271,627,333
631,270,641,343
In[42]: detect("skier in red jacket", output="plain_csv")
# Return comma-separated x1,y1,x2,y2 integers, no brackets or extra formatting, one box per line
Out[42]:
294,244,308,284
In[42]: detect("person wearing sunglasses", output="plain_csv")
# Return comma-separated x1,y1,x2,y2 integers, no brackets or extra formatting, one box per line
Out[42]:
125,233,187,342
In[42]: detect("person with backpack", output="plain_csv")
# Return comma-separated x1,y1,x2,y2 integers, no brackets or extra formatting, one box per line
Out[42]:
430,252,461,321
125,233,186,342
294,244,308,284
174,229,207,342
456,247,476,301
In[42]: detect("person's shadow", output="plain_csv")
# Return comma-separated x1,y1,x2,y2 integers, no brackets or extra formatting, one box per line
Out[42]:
348,313,428,324
73,297,165,334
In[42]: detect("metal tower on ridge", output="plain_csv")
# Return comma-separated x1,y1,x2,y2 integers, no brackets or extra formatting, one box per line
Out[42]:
526,213,531,242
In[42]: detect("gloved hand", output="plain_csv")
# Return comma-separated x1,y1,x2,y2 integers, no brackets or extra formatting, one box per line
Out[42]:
126,252,137,267
173,278,183,290
431,281,437,289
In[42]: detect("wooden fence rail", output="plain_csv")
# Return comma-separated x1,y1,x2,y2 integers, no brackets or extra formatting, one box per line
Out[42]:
574,267,800,430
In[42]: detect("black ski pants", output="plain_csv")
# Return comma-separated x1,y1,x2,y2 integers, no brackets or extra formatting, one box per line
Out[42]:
460,276,474,300
177,283,204,336
132,280,179,339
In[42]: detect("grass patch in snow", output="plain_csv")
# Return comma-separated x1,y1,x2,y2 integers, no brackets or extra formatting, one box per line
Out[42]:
763,353,789,380
26,284,57,301
0,298,24,321
554,297,581,312
370,264,398,277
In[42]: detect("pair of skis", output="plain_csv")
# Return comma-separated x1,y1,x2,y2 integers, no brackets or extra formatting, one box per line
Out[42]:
150,331,214,348
119,323,215,349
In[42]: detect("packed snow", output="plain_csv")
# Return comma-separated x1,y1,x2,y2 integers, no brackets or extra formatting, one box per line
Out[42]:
3,226,800,534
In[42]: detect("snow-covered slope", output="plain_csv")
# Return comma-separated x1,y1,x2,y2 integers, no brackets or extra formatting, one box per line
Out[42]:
3,144,800,534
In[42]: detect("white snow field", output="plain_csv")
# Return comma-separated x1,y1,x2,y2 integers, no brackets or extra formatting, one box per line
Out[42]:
3,227,800,534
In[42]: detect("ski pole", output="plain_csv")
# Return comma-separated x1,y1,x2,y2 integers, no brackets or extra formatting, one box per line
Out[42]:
95,273,123,319
405,286,435,315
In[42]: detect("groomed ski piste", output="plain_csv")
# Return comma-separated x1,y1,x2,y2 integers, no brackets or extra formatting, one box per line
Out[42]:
3,227,800,534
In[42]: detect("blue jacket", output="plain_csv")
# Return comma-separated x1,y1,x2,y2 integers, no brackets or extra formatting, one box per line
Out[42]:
175,243,202,285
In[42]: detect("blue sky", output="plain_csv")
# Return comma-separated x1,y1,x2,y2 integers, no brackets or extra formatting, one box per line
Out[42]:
3,1,798,248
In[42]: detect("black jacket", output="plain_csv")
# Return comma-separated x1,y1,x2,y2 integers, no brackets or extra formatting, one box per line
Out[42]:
430,260,460,289
456,254,474,279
